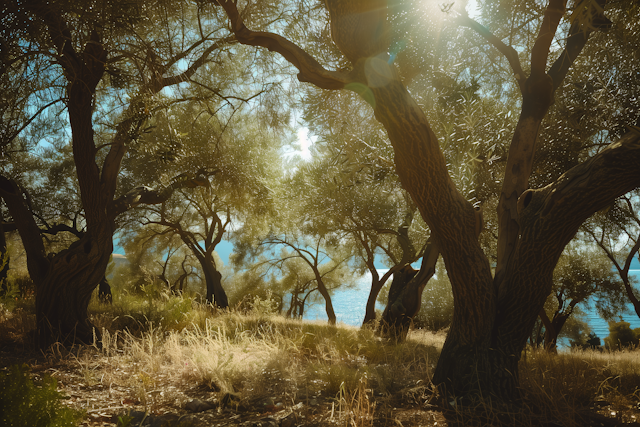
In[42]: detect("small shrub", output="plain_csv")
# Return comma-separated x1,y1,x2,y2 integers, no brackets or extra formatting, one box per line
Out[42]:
604,321,639,350
570,332,602,351
0,364,84,427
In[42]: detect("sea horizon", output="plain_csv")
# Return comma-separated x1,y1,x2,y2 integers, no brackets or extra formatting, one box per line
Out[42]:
302,269,640,343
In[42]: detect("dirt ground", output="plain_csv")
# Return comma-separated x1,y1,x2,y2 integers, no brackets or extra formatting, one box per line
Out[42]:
1,344,450,427
3,341,639,427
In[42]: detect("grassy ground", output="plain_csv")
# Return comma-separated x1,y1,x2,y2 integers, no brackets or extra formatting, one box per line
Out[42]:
1,293,640,426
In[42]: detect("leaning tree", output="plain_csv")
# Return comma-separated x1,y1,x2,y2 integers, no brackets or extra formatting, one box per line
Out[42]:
214,0,640,401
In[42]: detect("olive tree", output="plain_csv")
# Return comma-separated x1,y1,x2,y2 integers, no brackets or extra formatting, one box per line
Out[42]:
213,0,640,401
0,0,249,346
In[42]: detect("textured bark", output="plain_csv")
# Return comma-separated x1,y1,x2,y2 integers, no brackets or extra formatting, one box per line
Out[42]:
36,228,113,346
0,175,112,346
490,130,640,397
367,69,496,397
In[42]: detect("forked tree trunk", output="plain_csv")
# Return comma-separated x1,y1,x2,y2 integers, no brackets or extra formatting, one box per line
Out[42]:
544,313,569,352
377,265,418,340
365,74,497,397
1,175,112,347
378,238,439,340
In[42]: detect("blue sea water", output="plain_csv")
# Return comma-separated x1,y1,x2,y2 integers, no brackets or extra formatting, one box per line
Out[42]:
301,269,640,341
302,272,387,326
584,269,640,338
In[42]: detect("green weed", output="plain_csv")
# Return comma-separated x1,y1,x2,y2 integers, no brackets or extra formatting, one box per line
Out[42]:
0,364,84,427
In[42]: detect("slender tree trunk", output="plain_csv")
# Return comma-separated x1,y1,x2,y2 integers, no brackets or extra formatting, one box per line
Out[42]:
315,276,337,325
362,278,385,326
198,254,228,308
0,214,8,293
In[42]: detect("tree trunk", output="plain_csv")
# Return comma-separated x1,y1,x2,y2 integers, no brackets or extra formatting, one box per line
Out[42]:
36,228,112,347
487,133,640,398
379,238,439,340
362,277,386,326
198,254,229,308
363,70,496,398
313,275,336,325
543,312,569,353
98,276,112,304
377,265,417,339
538,309,555,351
0,214,8,294
2,174,114,347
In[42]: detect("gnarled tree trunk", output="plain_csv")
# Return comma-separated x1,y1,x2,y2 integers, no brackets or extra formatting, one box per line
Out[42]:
36,229,113,346
0,174,111,346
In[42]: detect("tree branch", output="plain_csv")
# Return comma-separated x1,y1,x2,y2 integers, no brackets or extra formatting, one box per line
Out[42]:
156,36,236,90
548,0,610,91
101,36,231,204
530,0,567,77
457,15,525,94
41,223,84,239
518,130,640,236
109,170,213,218
216,0,350,90
0,175,49,284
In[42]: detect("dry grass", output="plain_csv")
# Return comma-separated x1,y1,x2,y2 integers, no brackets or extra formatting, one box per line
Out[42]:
1,295,639,426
